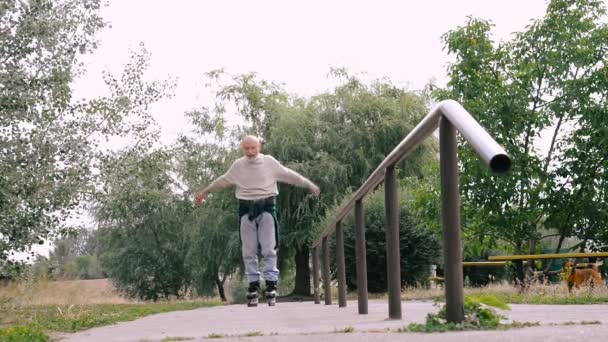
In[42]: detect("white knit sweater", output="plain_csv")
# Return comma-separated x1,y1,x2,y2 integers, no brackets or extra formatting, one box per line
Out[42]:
203,154,315,200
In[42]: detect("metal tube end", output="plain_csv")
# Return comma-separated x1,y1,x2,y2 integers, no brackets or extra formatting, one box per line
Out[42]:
489,154,511,173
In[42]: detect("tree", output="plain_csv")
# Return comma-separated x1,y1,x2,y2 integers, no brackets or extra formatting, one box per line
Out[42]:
96,150,191,300
435,0,608,277
28,227,104,280
51,227,98,260
0,0,104,263
184,191,242,301
95,108,245,301
0,0,173,267
173,132,243,302
272,73,440,295
199,69,438,295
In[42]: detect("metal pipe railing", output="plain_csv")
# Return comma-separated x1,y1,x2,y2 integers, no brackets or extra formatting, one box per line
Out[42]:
310,100,511,323
439,117,465,322
354,199,368,314
311,108,441,244
312,247,321,304
335,221,347,307
321,237,331,305
384,165,401,319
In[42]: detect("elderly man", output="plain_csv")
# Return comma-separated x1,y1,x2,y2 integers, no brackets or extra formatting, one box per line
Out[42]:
195,135,320,306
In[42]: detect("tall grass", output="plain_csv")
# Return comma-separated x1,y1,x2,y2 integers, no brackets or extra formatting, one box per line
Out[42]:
461,282,608,305
0,278,222,334
343,282,608,305
0,278,131,307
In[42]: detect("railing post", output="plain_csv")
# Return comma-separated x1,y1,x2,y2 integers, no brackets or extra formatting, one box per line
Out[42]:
312,246,320,304
336,221,347,307
384,165,402,320
440,117,465,323
355,199,368,314
322,236,332,305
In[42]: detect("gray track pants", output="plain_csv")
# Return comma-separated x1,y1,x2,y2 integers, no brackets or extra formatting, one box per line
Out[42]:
240,212,279,283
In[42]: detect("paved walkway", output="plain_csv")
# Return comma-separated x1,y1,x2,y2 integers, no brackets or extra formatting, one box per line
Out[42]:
59,300,608,341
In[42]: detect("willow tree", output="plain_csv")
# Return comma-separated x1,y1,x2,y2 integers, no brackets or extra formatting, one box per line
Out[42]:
200,69,437,295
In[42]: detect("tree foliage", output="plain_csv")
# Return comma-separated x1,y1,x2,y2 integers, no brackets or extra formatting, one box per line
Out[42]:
197,69,439,295
0,0,104,262
96,150,191,300
174,131,243,301
0,0,173,266
95,109,244,300
435,0,608,255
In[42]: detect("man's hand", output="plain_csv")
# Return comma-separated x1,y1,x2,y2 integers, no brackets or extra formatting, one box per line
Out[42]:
309,184,321,197
195,191,208,205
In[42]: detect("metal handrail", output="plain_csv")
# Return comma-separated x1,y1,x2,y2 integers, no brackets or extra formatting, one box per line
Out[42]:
310,99,511,323
312,100,509,248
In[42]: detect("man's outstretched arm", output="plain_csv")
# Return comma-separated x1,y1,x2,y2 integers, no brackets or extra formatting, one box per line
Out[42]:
195,163,238,204
271,157,320,196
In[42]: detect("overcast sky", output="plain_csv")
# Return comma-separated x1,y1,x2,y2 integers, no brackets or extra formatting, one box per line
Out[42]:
28,0,608,258
72,0,556,145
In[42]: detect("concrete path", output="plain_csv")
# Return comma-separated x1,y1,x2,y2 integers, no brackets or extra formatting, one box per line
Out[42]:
59,300,608,341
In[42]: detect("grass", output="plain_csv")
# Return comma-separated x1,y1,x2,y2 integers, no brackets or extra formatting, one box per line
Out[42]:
553,320,601,326
358,282,608,305
460,283,608,305
498,321,541,330
401,294,542,333
207,333,225,338
343,283,608,305
334,326,354,333
0,278,222,340
161,337,194,341
3,277,608,340
0,278,131,307
0,324,49,342
1,301,222,333
205,331,264,339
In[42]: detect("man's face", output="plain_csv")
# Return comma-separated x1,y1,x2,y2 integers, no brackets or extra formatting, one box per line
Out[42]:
242,139,260,159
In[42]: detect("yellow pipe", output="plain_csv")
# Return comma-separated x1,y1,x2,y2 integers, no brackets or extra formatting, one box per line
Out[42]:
573,262,602,268
488,252,608,261
462,261,507,267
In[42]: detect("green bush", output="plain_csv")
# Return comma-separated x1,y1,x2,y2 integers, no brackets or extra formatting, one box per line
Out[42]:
64,255,105,280
0,261,26,282
98,198,192,300
335,184,441,293
0,325,49,342
28,255,105,281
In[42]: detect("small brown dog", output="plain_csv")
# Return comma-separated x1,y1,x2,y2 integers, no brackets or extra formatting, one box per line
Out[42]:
563,261,602,293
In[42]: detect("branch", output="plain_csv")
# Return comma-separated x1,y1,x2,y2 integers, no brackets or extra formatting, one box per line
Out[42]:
542,66,583,174
543,115,564,174
539,233,562,240
464,229,512,245
519,63,547,210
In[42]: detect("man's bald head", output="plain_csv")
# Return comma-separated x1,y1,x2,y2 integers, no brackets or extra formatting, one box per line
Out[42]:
241,135,261,159
242,135,261,146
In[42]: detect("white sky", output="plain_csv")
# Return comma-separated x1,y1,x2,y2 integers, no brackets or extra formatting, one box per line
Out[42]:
26,0,608,258
73,0,555,145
